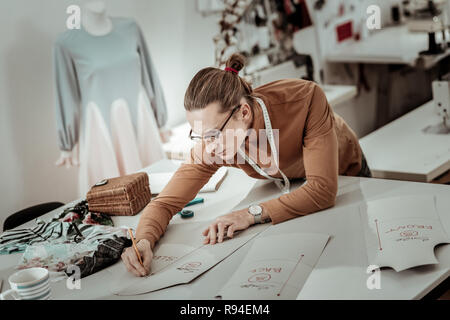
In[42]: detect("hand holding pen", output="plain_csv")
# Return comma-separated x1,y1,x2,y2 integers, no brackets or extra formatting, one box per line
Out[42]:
121,229,153,277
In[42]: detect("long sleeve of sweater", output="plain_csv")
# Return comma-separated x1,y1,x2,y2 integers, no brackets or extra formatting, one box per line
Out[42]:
135,142,219,249
260,85,339,224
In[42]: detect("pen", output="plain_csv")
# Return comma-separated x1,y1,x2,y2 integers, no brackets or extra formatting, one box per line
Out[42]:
128,228,143,267
185,197,204,207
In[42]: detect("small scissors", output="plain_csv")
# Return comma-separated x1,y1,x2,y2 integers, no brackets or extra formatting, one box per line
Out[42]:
69,222,85,243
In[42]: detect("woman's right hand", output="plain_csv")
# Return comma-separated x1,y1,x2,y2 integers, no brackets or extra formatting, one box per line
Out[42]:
121,239,153,277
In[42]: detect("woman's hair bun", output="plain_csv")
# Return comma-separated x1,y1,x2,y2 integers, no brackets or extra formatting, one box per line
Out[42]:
225,53,246,73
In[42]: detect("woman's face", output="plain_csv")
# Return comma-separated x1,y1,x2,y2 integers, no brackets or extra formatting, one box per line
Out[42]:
186,97,253,162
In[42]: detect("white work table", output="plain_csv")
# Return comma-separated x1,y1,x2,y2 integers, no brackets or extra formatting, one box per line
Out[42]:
322,84,357,107
326,24,450,68
360,100,450,182
1,160,449,300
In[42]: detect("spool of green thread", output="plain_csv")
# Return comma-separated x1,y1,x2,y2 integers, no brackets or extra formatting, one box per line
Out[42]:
180,210,194,219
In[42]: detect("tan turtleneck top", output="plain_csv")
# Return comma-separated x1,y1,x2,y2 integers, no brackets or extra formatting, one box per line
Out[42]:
136,79,362,248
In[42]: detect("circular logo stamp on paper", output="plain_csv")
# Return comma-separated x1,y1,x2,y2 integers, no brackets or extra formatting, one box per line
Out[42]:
400,230,418,237
248,273,271,283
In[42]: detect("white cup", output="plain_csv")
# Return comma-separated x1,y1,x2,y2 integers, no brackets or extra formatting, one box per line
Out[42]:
0,268,51,300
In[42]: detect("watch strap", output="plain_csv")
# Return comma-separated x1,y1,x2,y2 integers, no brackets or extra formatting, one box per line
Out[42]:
249,204,264,224
254,212,262,224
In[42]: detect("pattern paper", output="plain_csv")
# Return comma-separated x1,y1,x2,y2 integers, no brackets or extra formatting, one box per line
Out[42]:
360,195,450,272
110,221,270,295
216,232,329,300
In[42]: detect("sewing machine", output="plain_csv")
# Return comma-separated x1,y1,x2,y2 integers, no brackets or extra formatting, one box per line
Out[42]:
405,0,449,54
406,0,447,30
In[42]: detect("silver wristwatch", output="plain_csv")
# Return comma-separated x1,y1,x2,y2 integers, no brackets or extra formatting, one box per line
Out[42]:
248,204,264,224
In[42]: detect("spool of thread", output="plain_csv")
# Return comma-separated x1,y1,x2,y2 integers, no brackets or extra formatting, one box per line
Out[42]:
180,210,194,219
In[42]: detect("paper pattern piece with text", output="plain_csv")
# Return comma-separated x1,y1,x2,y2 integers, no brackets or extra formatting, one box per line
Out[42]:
216,232,330,300
110,221,270,296
360,195,450,272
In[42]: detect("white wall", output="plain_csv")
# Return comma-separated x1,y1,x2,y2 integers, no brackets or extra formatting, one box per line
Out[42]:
134,0,218,128
0,0,219,229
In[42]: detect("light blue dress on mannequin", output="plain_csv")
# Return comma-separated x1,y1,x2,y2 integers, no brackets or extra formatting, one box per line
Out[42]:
53,17,167,196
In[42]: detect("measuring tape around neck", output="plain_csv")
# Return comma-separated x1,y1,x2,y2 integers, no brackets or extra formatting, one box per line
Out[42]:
237,97,290,195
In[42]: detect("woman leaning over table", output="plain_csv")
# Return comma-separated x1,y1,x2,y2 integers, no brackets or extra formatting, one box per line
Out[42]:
121,53,372,277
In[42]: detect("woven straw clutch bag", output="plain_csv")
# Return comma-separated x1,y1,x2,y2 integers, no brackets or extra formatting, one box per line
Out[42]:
86,172,151,216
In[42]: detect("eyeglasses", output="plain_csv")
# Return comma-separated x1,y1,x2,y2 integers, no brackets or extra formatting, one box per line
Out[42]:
189,105,241,143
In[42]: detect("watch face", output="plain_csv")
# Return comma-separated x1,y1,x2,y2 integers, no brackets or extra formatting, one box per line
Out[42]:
249,205,262,215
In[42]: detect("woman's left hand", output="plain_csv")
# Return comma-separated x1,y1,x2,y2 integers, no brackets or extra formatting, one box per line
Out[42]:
202,209,254,245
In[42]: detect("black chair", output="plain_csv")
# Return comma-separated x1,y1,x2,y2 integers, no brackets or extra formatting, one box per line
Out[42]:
3,202,65,231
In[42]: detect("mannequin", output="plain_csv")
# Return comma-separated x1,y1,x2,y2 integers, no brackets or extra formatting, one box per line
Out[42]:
81,0,113,36
55,0,111,168
53,0,168,195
